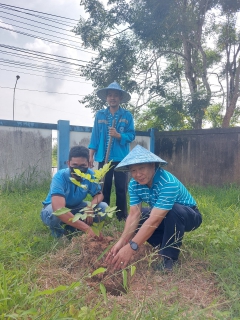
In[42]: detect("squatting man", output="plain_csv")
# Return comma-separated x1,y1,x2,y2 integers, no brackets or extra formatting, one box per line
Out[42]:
40,146,108,238
106,145,202,271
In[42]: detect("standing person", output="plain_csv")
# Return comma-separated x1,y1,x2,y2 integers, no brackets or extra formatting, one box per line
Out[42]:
40,146,108,238
106,145,202,272
89,81,135,221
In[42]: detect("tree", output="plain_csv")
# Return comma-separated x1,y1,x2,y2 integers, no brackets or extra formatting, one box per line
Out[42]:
216,14,240,127
75,0,240,129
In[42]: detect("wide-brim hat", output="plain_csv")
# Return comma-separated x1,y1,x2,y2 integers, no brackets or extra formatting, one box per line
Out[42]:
96,81,131,103
115,144,168,172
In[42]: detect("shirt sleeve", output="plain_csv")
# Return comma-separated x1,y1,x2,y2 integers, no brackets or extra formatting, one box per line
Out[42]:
50,172,66,198
88,112,100,150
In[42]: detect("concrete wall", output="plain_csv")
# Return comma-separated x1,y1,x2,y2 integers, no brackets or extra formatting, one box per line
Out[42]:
155,127,240,186
70,131,151,151
0,126,52,183
69,130,151,170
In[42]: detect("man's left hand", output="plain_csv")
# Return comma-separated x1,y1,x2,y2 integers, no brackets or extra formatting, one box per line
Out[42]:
110,244,134,270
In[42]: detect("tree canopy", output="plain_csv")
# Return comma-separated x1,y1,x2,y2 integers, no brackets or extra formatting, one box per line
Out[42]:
75,0,240,130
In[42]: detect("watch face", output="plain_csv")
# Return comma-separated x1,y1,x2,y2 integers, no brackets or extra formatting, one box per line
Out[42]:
130,241,138,250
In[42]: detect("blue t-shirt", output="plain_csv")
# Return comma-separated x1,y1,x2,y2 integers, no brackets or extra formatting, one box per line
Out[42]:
128,168,196,210
42,168,101,209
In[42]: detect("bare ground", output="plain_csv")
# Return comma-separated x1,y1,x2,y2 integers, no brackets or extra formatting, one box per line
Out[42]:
36,234,227,318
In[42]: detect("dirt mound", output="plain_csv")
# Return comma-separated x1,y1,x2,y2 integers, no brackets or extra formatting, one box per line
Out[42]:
37,234,225,315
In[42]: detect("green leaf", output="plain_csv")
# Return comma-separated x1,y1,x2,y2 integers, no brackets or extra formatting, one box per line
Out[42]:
98,211,107,217
69,177,88,189
99,283,107,303
72,213,87,222
53,207,70,216
106,211,114,218
91,225,100,236
130,265,136,277
91,267,107,277
93,161,112,182
122,269,128,290
35,282,81,297
105,206,118,213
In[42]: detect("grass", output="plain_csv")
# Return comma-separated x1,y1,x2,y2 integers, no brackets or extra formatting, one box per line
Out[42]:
0,182,240,319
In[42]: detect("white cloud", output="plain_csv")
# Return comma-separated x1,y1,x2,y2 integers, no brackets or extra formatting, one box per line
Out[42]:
0,18,17,38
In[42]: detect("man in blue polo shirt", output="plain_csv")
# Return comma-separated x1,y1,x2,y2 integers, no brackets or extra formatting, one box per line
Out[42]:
106,145,202,271
41,146,108,238
89,81,135,221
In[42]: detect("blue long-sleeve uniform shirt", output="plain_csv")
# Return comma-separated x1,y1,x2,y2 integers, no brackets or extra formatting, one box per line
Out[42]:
89,107,135,162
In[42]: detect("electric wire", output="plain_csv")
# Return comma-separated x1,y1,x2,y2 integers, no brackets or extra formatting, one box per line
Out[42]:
0,10,77,33
0,44,92,64
0,2,79,22
0,85,86,96
0,67,92,83
1,20,88,47
0,3,78,28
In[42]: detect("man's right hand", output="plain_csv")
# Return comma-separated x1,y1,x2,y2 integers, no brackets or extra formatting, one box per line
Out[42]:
89,156,94,168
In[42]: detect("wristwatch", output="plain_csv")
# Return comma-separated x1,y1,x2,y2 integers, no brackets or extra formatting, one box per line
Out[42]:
129,240,138,251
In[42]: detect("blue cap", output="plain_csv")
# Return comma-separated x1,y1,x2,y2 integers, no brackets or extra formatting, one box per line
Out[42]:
97,81,131,103
115,145,168,171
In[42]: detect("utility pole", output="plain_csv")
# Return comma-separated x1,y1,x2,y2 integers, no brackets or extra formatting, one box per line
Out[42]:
13,75,20,121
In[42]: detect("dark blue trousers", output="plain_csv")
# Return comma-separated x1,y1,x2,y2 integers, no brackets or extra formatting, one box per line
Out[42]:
139,203,202,260
99,161,128,220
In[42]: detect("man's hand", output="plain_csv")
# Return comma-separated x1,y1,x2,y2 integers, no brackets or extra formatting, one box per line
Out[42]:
89,156,94,168
105,241,123,262
108,244,134,271
109,127,121,139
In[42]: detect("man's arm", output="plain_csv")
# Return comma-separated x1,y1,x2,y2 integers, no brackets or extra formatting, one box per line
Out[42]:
52,195,96,236
107,206,169,270
131,207,168,246
105,204,142,262
89,148,96,168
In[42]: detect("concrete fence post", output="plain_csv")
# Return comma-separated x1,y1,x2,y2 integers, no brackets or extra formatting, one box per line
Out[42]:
57,120,70,170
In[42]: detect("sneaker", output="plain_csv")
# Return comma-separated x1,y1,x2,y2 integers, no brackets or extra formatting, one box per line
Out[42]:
152,257,178,272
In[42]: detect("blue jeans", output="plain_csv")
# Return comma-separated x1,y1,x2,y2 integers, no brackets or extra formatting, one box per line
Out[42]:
139,203,202,260
40,201,108,238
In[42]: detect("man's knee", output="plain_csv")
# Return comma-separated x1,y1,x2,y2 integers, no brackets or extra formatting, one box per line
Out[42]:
41,205,62,229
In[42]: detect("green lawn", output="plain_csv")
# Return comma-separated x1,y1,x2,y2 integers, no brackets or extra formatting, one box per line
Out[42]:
0,183,240,319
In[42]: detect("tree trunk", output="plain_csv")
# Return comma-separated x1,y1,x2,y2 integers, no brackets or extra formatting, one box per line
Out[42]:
222,59,240,127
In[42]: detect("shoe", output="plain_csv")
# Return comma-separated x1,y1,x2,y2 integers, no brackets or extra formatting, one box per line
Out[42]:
152,257,178,272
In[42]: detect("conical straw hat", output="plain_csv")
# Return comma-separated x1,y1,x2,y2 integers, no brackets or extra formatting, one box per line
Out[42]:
97,81,131,103
115,144,167,171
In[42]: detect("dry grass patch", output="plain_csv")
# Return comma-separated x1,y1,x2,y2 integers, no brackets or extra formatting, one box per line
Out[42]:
36,234,227,318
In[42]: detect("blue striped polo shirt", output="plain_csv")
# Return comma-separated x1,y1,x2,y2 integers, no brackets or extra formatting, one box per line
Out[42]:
128,168,196,210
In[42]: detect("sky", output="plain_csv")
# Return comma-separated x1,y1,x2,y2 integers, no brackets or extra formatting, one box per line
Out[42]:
0,0,97,126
